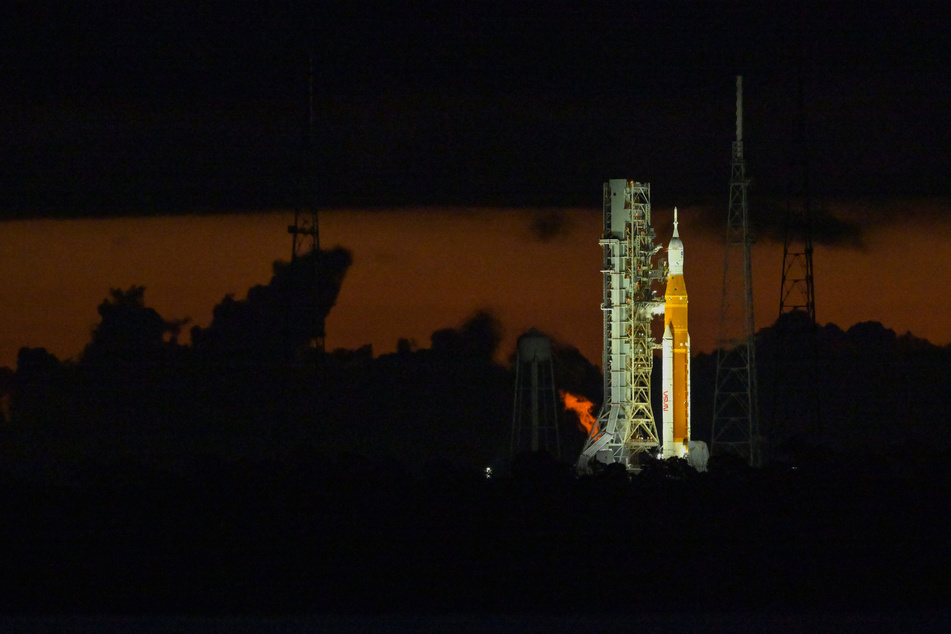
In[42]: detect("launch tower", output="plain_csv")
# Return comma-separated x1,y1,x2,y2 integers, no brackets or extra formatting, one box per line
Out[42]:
577,180,664,471
711,76,761,466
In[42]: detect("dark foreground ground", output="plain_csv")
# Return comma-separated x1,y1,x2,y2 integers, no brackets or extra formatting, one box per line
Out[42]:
2,451,949,625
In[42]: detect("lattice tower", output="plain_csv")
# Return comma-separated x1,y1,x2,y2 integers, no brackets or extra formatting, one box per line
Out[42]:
712,76,761,466
287,55,324,352
773,63,821,445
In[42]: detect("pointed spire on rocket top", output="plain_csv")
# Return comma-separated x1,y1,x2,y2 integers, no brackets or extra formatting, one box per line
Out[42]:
668,207,684,276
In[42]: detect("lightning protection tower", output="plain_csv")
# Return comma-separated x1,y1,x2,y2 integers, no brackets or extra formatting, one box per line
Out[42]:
779,206,816,321
773,61,820,446
711,76,761,466
511,329,561,459
780,39,817,324
577,180,665,472
287,55,325,353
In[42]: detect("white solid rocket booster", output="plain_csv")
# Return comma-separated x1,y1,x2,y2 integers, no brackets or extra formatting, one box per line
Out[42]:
662,322,675,458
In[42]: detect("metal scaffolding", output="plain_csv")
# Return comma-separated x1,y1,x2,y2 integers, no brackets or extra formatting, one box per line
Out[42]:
577,180,664,472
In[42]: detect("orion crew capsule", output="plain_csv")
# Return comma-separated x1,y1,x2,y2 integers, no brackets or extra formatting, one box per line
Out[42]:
662,208,690,458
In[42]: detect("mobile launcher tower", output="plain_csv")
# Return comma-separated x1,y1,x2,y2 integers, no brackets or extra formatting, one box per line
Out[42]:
577,180,669,471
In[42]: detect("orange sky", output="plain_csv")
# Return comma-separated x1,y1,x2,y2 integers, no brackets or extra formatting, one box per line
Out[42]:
2,204,949,369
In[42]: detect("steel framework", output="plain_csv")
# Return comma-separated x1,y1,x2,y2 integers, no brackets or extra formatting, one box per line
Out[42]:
780,55,817,323
711,77,761,466
772,65,820,445
287,56,325,353
779,228,815,321
577,180,664,472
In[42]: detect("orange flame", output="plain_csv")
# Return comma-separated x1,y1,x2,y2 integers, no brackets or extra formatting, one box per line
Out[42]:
560,390,598,436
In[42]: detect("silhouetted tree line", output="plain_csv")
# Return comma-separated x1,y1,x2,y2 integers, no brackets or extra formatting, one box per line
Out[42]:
1,247,599,485
2,254,951,616
690,310,951,461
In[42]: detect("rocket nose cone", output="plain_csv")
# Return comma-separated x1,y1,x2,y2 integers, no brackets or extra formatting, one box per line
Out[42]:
669,207,684,251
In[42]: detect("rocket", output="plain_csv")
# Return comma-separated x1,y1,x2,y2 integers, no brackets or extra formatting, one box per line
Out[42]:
662,208,690,458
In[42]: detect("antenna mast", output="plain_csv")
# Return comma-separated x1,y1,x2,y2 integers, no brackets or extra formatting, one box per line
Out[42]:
711,76,761,466
772,50,821,446
779,67,816,323
287,54,325,353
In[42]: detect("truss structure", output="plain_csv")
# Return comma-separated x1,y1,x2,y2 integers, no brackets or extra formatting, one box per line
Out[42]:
712,77,761,466
287,55,325,353
771,67,821,446
578,180,665,472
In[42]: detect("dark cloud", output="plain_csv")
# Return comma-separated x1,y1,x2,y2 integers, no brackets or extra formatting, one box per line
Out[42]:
663,198,866,249
191,247,352,358
793,209,865,249
751,199,865,249
430,309,503,361
648,194,951,252
3,3,949,216
749,197,951,249
528,209,573,242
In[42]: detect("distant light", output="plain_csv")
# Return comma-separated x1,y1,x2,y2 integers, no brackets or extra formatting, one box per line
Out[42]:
485,467,493,479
